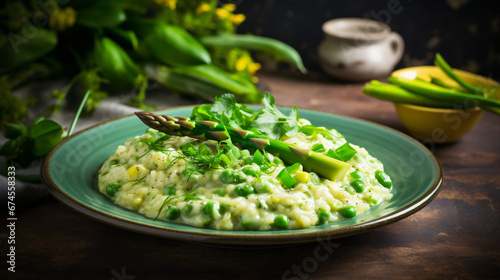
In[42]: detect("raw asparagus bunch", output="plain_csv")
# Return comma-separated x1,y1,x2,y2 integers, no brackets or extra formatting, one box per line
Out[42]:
135,112,350,181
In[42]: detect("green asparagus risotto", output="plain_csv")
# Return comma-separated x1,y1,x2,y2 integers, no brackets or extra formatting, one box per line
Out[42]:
97,93,393,230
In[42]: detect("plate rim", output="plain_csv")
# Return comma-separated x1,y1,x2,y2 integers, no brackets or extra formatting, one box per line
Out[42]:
41,105,443,245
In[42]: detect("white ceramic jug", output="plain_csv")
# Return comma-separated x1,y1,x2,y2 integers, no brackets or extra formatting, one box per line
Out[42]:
318,18,404,82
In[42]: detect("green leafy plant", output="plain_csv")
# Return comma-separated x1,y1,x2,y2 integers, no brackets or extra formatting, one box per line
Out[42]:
0,0,306,180
0,0,305,127
0,90,91,181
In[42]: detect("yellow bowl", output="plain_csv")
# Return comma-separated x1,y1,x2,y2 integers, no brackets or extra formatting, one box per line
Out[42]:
393,103,483,143
391,66,498,143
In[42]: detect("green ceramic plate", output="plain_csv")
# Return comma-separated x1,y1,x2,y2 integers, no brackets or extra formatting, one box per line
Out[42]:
42,106,442,245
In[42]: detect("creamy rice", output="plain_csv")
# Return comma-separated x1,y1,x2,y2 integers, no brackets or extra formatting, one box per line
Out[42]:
97,125,393,231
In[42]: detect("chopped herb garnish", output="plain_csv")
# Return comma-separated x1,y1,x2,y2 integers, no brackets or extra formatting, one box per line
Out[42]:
278,167,297,189
252,93,299,140
108,159,120,168
311,143,326,153
326,142,357,162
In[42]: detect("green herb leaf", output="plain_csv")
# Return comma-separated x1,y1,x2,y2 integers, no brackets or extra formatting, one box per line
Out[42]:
211,93,255,128
252,93,299,140
3,122,26,139
29,118,63,157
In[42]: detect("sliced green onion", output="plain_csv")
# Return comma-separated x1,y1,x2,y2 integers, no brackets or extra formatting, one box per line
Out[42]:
286,162,301,174
278,168,297,189
325,142,356,162
253,149,264,165
325,149,341,161
336,142,357,162
230,143,242,159
226,149,238,165
311,143,326,153
219,154,233,168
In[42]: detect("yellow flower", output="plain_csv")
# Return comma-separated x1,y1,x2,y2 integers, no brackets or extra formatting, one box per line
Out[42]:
49,7,76,31
156,0,176,10
222,3,236,12
215,8,230,19
235,57,250,72
196,2,211,14
229,14,245,25
252,76,259,83
247,62,261,75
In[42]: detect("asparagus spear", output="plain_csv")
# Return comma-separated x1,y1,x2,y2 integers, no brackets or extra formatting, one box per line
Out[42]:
135,112,351,181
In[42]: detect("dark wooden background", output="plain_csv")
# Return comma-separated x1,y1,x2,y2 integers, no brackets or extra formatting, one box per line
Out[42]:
237,0,500,78
6,73,500,280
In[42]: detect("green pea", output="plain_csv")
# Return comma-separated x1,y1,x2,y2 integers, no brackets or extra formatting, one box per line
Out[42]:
340,206,357,218
106,183,121,197
240,214,263,230
350,180,365,193
188,174,200,183
342,185,355,195
309,172,320,184
214,189,226,197
233,171,247,183
274,215,289,229
182,204,193,216
202,201,218,218
136,141,148,149
273,157,283,165
240,149,251,158
349,170,365,180
242,166,259,177
165,206,180,220
255,182,271,194
234,183,255,198
316,209,330,225
242,156,253,165
363,196,378,205
219,170,234,184
219,203,231,215
375,170,392,188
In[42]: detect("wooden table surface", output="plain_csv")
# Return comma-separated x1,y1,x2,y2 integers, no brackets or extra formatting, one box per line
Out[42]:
9,73,500,280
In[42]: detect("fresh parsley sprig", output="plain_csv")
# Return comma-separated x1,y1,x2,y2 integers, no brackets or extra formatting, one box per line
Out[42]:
190,92,300,140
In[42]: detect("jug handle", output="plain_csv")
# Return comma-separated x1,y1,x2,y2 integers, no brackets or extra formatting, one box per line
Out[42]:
387,32,405,66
